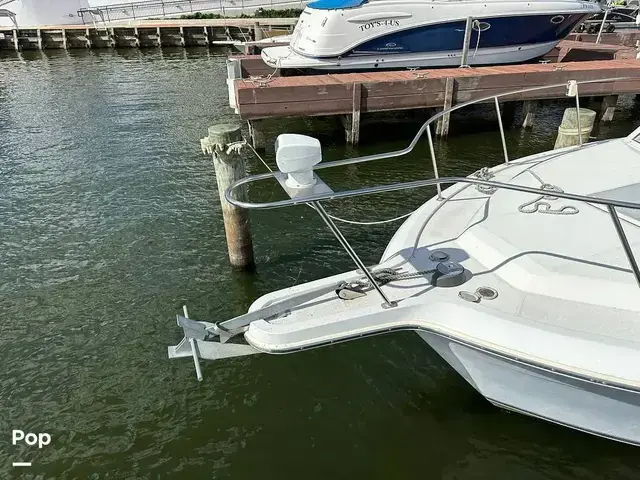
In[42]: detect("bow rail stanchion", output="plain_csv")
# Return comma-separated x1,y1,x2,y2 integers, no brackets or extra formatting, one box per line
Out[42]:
460,16,474,68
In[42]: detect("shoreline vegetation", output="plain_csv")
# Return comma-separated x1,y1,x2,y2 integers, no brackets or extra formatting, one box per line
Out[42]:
179,8,303,19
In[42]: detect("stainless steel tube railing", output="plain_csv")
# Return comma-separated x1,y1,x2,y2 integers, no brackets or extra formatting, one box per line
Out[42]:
228,175,640,292
233,78,629,182
224,77,640,301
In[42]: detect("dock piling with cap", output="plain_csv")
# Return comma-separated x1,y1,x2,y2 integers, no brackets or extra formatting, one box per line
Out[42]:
554,108,597,149
202,124,255,270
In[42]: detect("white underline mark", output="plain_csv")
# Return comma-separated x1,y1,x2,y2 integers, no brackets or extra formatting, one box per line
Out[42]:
12,462,32,467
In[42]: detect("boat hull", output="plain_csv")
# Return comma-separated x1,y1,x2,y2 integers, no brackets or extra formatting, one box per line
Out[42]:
418,331,640,446
262,1,600,70
263,40,560,70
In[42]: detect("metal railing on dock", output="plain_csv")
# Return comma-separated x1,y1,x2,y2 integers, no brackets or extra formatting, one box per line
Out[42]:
79,0,307,23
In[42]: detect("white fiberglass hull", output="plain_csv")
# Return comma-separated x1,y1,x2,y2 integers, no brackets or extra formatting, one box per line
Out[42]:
421,332,640,446
262,40,559,70
260,0,599,70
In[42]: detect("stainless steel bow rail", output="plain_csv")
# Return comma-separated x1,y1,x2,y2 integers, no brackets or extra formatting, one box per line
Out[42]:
171,77,640,381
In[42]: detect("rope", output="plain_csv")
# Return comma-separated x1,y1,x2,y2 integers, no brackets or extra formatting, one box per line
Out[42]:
345,267,437,293
517,170,579,215
244,139,417,225
324,211,414,225
244,138,273,172
249,48,292,87
225,140,246,155
472,167,498,194
472,20,482,58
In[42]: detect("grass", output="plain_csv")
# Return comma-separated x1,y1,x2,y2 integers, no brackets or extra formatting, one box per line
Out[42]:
180,8,303,19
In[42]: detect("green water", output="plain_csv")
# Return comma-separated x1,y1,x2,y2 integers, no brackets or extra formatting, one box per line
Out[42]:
1,48,640,479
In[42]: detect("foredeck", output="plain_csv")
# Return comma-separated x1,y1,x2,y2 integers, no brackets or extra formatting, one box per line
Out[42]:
242,137,640,387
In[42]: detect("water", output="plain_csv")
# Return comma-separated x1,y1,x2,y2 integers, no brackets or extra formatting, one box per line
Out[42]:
1,48,639,479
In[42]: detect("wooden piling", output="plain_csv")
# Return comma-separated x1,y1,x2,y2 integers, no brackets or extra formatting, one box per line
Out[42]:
204,124,255,270
522,100,538,128
344,83,362,145
599,94,618,122
247,120,266,150
436,77,454,137
85,28,93,48
554,108,596,149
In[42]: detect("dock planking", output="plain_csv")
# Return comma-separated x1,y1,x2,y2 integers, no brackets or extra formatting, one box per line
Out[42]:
233,59,640,120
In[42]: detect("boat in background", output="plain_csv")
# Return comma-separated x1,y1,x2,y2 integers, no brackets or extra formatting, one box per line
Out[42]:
576,0,639,33
0,0,89,27
169,77,640,446
0,0,308,28
261,0,601,71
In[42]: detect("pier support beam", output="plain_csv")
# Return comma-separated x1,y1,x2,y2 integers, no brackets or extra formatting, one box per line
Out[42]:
247,120,266,150
61,29,67,50
36,29,43,50
12,29,18,51
599,95,618,122
253,22,264,41
342,83,362,145
521,100,538,128
436,77,454,137
203,26,209,46
203,124,255,270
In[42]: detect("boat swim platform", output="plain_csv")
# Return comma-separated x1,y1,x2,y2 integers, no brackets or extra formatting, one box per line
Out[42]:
0,18,295,51
229,49,640,146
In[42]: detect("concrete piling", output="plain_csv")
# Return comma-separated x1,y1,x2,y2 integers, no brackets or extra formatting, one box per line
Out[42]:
253,23,264,41
554,108,597,149
203,124,255,270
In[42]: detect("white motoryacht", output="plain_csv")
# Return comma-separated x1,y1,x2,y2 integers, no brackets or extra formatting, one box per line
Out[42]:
261,0,601,71
170,78,640,446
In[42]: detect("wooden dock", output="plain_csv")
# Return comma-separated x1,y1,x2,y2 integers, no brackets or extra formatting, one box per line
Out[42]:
0,18,296,51
568,30,640,47
226,40,640,147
